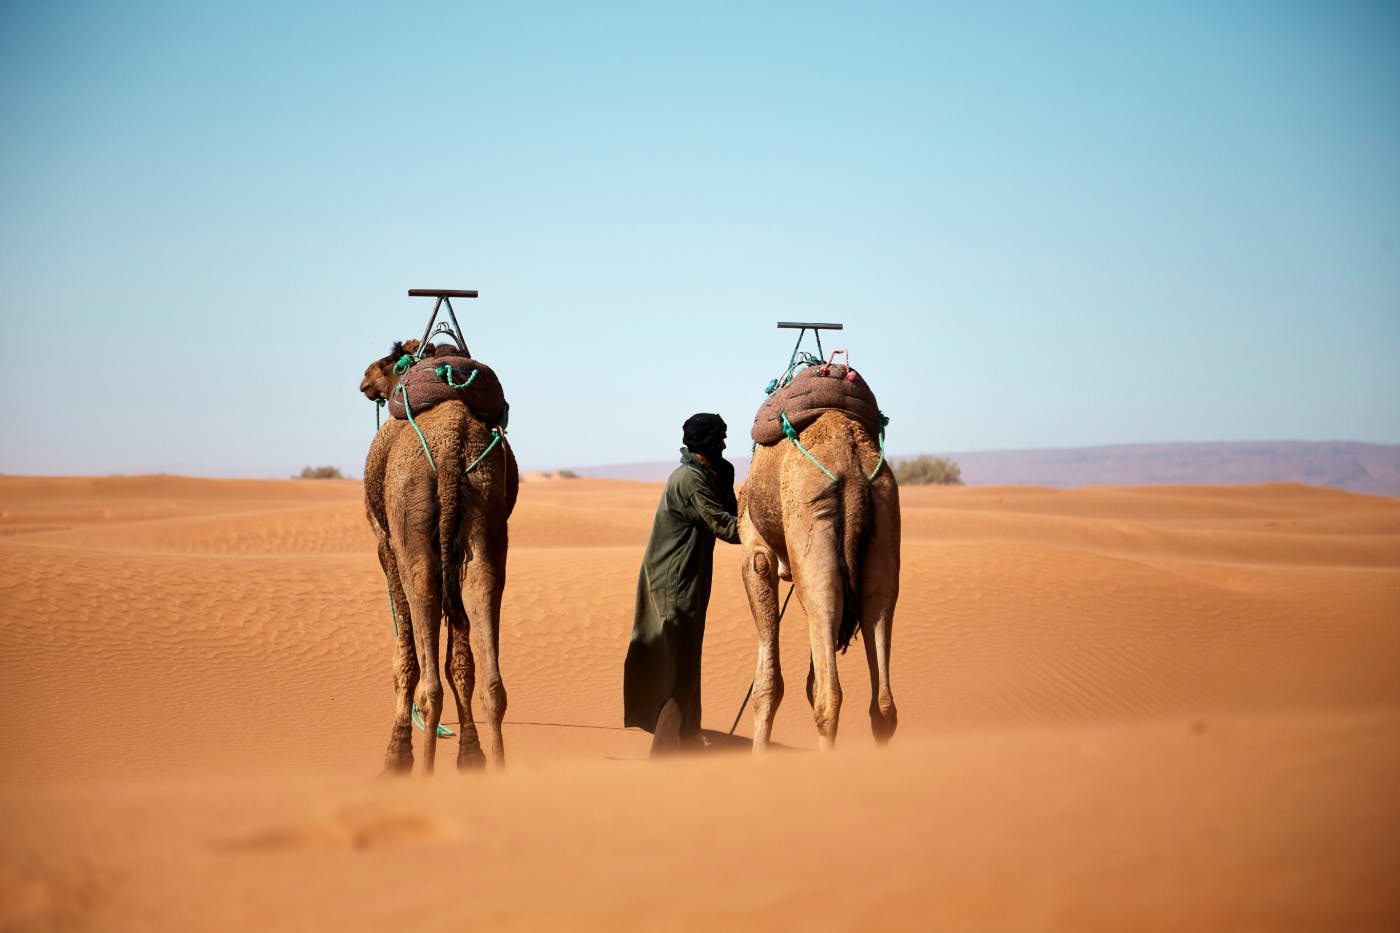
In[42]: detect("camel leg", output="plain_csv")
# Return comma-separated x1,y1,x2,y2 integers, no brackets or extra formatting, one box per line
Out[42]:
860,613,896,743
741,541,783,752
399,548,444,775
795,548,843,751
445,618,485,769
859,593,897,745
463,528,508,768
379,543,418,774
861,482,900,744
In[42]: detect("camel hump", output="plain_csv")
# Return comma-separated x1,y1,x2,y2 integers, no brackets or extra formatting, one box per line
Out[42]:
387,355,508,426
751,364,881,445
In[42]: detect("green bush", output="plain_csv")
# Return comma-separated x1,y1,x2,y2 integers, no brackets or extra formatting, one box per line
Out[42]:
893,455,963,486
296,465,344,480
558,469,580,479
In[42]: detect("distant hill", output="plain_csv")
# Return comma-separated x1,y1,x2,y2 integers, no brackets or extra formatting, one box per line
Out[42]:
566,441,1400,496
942,441,1400,496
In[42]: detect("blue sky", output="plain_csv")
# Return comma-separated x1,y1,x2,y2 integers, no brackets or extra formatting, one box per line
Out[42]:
2,1,1396,476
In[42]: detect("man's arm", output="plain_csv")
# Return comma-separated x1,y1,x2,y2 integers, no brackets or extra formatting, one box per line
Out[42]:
712,456,738,514
688,474,740,544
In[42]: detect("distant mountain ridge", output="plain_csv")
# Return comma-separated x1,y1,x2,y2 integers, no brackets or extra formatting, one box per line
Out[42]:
566,441,1400,497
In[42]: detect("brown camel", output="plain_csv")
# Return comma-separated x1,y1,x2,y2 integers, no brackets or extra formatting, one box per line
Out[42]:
739,410,900,751
360,341,519,773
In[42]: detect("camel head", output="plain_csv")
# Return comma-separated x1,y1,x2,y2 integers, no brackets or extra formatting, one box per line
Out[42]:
361,340,472,401
360,339,422,402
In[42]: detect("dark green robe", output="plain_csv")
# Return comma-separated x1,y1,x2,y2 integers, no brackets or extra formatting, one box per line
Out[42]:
623,448,740,735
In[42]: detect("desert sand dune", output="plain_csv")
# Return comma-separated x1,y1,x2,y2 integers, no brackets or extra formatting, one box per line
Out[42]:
1,475,1397,930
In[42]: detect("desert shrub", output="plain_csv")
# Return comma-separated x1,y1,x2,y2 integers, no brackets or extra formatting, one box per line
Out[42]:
296,465,344,480
558,469,579,479
894,455,963,486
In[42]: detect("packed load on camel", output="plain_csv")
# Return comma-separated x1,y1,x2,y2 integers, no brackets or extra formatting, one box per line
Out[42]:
751,356,882,446
386,348,509,429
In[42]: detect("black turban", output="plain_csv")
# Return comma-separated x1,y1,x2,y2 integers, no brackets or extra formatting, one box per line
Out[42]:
682,413,727,458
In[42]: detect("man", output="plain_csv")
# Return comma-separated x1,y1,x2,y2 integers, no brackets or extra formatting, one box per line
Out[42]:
623,412,741,755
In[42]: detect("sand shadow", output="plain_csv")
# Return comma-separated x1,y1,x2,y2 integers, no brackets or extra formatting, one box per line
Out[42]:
693,729,803,754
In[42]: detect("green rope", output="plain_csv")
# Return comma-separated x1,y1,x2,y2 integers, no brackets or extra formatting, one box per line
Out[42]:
412,705,454,737
375,398,385,430
765,351,823,396
394,384,437,472
869,413,890,481
436,365,478,390
464,428,504,474
384,577,453,737
781,411,837,482
392,354,415,375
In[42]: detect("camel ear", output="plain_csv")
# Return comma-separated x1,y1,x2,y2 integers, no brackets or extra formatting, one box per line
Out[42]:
387,339,422,363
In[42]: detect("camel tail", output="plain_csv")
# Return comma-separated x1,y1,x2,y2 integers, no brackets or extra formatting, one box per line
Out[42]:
436,411,470,631
835,439,873,654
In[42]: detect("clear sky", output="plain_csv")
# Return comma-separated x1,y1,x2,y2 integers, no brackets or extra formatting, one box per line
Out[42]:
2,1,1397,477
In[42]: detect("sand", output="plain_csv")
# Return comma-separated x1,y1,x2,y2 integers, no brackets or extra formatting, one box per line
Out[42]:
1,475,1397,930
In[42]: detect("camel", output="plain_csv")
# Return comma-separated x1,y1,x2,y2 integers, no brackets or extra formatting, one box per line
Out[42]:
360,340,519,773
739,410,900,751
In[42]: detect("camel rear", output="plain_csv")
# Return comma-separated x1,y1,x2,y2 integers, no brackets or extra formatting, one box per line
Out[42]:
740,410,899,750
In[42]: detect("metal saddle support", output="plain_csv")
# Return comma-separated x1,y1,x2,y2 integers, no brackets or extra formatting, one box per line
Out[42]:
409,288,478,359
777,320,843,362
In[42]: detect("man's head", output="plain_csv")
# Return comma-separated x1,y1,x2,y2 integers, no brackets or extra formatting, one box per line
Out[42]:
683,412,727,461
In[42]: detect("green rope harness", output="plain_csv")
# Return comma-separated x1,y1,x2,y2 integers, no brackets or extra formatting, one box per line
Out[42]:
436,365,478,390
375,398,386,430
394,383,438,472
377,366,506,477
869,413,890,481
392,354,414,375
465,427,504,474
384,578,454,738
781,410,891,483
780,411,838,482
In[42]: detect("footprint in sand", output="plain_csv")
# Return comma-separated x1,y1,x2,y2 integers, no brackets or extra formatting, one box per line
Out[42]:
216,804,456,853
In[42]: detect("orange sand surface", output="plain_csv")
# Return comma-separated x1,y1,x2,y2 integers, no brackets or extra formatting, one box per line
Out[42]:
1,476,1398,930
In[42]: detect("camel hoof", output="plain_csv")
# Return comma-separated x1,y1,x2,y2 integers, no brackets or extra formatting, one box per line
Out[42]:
871,704,897,745
383,725,414,774
381,754,414,776
457,746,486,770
